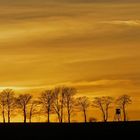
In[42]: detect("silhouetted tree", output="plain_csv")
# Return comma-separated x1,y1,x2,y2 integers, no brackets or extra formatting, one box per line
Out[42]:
63,87,76,123
29,100,40,123
39,90,54,123
76,96,90,123
116,95,132,121
60,88,65,123
16,94,32,123
52,87,65,123
93,96,113,122
1,89,15,123
0,92,6,123
52,88,60,122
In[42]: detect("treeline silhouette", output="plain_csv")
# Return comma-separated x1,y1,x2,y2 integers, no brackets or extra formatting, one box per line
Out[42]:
0,87,132,123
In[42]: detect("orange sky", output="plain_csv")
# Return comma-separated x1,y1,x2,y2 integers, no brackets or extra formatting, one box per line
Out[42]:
0,1,140,121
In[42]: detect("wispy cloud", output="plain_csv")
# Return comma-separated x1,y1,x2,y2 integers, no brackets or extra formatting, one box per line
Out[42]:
101,20,140,26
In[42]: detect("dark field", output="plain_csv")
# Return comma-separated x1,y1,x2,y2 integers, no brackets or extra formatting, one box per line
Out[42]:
0,121,140,139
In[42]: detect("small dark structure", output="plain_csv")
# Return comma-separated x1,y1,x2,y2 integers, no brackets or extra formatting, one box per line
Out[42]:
114,108,122,121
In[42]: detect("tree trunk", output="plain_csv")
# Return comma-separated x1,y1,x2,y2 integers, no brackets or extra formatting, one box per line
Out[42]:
29,104,34,123
105,115,108,122
48,114,50,123
60,95,64,123
103,114,106,122
58,115,61,123
68,110,71,123
29,111,32,123
60,104,63,123
60,116,63,123
101,107,106,122
47,108,50,123
123,105,126,121
24,106,26,123
2,105,5,123
83,109,87,123
8,105,10,123
105,107,109,122
101,110,106,122
55,110,61,123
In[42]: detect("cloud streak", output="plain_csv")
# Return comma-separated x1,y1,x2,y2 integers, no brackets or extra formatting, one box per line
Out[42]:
102,20,140,26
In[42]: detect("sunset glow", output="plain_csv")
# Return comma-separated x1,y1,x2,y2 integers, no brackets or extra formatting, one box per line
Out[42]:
0,0,140,122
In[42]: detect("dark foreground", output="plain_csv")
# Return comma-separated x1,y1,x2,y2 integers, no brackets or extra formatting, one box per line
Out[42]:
0,121,140,139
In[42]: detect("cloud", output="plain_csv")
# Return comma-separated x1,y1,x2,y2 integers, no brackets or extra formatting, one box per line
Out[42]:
101,20,140,26
0,2,140,92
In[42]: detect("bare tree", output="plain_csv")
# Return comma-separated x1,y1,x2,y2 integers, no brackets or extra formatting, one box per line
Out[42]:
63,87,76,123
16,94,32,123
1,89,15,123
29,100,41,123
39,90,54,123
52,87,65,123
53,88,62,122
76,96,90,123
93,96,113,122
116,94,132,121
60,88,65,123
0,92,6,123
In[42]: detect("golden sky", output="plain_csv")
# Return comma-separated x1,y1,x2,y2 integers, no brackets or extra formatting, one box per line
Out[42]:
0,0,140,121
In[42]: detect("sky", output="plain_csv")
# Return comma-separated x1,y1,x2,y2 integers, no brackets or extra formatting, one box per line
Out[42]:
0,0,140,121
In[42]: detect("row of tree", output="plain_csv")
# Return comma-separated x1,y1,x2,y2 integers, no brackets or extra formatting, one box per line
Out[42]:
0,87,132,123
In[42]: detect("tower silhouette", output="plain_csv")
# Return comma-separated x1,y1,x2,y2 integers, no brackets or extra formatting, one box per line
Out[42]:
114,108,122,121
